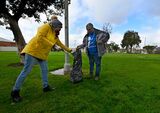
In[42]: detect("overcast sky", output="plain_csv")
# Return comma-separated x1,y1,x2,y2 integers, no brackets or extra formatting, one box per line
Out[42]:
0,0,160,48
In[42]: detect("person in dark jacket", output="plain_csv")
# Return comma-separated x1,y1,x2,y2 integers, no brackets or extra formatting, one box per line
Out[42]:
77,23,110,80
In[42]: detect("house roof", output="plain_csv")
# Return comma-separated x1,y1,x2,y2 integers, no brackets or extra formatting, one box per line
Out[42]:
156,47,160,50
0,37,14,42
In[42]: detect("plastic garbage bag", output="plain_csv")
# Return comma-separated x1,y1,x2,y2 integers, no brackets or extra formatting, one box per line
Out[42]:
70,49,83,83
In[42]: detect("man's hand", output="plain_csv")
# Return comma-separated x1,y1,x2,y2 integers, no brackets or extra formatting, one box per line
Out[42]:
97,40,103,44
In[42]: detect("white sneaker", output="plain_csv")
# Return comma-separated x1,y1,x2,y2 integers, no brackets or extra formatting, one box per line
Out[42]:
95,76,99,81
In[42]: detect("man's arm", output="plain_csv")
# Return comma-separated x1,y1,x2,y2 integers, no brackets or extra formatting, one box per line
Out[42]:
97,32,110,44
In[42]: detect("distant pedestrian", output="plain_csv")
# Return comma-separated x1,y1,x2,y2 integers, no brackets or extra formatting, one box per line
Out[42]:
77,23,110,80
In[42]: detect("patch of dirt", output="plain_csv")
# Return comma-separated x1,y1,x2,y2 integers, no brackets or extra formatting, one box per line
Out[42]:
8,62,24,67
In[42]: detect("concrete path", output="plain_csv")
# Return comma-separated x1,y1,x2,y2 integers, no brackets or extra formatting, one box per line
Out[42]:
50,68,71,75
50,68,65,75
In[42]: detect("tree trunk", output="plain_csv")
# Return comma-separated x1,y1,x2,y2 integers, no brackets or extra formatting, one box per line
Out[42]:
130,46,133,53
126,46,129,53
8,17,26,63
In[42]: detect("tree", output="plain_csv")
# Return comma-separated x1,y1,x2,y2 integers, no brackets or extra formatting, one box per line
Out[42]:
103,22,112,53
0,0,65,63
112,43,120,52
106,42,120,53
154,47,160,54
121,30,141,53
103,22,112,34
143,45,157,54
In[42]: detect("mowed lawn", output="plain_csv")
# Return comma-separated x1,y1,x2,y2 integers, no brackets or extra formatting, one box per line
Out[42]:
0,52,160,113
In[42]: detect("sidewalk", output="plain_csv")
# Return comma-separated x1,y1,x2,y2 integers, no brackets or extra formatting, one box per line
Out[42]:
50,68,71,75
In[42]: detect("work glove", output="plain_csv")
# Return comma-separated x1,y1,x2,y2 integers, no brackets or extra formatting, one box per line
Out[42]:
76,45,83,50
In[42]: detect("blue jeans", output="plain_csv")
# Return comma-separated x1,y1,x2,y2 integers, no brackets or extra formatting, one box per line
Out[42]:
13,54,48,91
88,52,102,77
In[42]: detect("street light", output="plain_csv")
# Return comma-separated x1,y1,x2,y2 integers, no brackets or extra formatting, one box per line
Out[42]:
54,0,71,74
63,0,71,74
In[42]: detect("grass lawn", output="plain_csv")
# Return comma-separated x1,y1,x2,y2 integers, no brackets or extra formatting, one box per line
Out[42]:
0,52,160,113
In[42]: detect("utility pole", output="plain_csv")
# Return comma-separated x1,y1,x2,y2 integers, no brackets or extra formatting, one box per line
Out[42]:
144,37,146,46
63,0,70,74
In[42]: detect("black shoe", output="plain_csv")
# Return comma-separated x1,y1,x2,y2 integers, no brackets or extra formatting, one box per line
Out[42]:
88,72,93,79
11,90,22,102
43,85,55,92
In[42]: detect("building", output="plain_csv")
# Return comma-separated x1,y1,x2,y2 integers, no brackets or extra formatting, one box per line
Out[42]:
154,47,160,54
0,37,17,51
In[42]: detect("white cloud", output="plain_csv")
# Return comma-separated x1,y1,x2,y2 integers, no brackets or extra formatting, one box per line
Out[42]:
140,28,160,46
0,27,13,41
69,0,88,26
18,18,39,42
145,0,160,17
109,33,123,45
81,0,135,24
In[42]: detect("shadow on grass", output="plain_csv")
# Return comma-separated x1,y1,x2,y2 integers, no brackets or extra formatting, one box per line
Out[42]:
8,62,24,67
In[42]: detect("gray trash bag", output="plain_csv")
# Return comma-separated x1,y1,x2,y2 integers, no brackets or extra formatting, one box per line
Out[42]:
70,49,83,83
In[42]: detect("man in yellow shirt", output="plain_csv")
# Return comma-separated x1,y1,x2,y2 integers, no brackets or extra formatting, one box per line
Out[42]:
11,18,74,102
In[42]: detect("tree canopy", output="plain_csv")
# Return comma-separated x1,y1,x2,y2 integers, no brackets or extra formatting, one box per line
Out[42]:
121,30,141,53
106,42,120,53
103,23,112,34
0,0,63,23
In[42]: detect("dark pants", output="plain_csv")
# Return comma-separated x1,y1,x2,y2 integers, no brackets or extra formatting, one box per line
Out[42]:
88,52,101,77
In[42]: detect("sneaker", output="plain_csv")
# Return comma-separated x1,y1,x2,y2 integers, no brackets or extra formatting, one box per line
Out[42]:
11,90,22,102
95,76,99,81
43,85,55,92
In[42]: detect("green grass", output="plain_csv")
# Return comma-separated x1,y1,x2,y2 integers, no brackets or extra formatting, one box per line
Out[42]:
0,52,160,113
